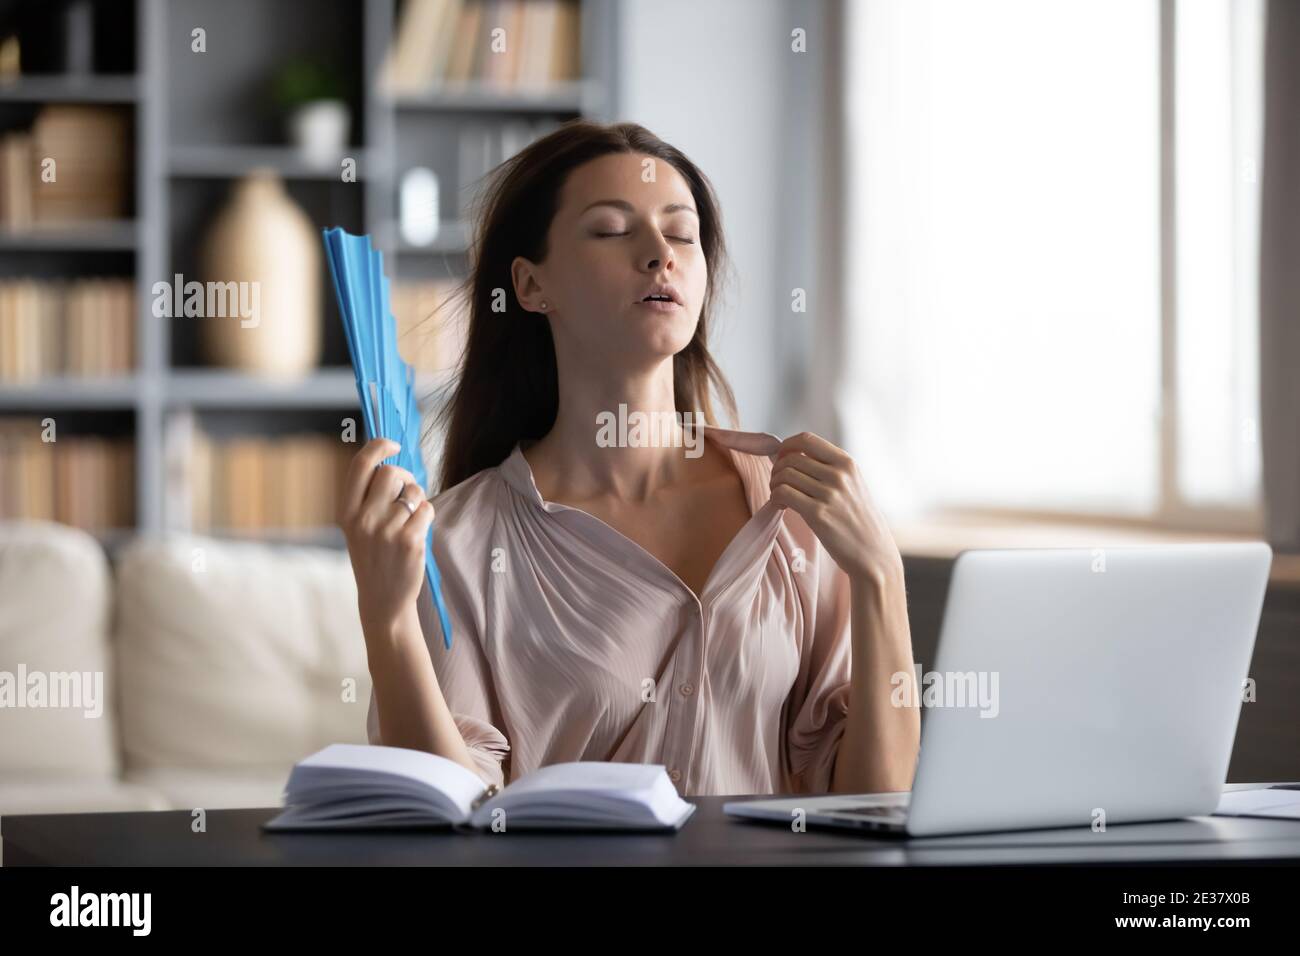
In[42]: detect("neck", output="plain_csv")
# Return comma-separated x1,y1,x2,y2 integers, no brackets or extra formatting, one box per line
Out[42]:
526,359,707,504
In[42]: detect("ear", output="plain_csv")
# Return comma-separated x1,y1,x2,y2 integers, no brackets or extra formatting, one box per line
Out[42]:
510,256,549,315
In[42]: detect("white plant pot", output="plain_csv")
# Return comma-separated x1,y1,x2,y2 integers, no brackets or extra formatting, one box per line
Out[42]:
288,100,350,169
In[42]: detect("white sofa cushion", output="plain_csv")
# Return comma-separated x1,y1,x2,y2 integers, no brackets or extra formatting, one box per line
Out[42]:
0,777,170,815
114,533,372,773
0,520,121,778
121,766,287,811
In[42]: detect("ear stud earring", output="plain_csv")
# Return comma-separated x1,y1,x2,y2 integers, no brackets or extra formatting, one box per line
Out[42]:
539,301,549,312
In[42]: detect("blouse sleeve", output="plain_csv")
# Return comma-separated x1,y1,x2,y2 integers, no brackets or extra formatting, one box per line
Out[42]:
783,535,853,794
366,560,511,791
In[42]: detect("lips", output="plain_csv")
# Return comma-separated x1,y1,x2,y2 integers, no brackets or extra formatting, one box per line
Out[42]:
637,284,682,305
635,298,682,313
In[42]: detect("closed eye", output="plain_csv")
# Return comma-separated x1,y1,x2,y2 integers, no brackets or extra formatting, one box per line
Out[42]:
593,231,696,244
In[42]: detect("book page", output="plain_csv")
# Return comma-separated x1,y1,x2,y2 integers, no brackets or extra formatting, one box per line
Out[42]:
295,743,488,818
469,762,695,830
1215,788,1300,819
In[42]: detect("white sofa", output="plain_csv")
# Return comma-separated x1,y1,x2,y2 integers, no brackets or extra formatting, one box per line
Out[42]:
0,519,372,861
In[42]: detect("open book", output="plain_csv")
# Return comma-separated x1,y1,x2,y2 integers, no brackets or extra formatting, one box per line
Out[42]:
261,744,698,832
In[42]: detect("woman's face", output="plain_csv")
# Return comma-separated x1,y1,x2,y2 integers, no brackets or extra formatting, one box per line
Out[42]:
512,151,707,368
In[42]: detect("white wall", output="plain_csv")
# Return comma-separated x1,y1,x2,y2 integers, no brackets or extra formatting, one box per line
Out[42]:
613,0,795,432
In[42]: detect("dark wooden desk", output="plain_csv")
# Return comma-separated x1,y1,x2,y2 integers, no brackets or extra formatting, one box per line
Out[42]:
6,796,1300,865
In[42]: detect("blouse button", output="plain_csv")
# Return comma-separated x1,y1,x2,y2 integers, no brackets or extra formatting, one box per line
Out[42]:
669,768,682,782
679,682,694,697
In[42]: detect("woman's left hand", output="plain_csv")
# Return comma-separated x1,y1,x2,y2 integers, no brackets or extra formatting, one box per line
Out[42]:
768,431,903,583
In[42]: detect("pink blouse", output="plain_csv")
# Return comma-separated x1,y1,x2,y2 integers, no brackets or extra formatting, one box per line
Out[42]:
365,424,854,797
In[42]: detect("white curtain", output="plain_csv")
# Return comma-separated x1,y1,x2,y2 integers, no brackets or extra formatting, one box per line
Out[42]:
836,0,1263,526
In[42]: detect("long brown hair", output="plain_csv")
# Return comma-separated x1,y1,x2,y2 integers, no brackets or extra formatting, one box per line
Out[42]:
426,119,739,494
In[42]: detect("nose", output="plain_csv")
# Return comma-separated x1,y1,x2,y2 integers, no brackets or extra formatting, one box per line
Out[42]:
638,230,675,273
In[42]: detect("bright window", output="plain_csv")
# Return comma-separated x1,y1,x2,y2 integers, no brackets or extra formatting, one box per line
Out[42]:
842,0,1263,528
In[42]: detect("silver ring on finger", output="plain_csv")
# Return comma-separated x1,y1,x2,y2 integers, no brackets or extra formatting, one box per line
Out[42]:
395,484,418,516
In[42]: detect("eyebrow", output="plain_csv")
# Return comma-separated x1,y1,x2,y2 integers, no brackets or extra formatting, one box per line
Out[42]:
580,199,699,218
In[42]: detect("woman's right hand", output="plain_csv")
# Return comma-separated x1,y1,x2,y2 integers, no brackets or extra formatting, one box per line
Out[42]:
337,437,436,631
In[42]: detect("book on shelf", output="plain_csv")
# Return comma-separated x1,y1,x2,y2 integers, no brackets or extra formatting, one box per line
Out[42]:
0,417,133,529
482,0,526,89
0,131,34,229
225,437,263,530
167,410,353,535
380,0,582,95
444,1,485,84
0,277,135,382
262,743,698,832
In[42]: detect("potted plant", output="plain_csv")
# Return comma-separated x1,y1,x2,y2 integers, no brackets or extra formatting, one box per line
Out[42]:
271,59,350,169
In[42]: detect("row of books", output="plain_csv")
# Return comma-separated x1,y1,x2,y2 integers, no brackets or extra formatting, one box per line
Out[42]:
166,413,355,532
0,106,131,229
0,419,134,529
0,273,465,384
0,278,135,381
382,0,581,94
391,278,469,373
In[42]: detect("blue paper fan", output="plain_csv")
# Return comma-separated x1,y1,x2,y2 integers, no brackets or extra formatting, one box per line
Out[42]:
322,227,453,650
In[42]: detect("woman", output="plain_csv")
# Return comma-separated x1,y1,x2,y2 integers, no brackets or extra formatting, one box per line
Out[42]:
339,120,919,797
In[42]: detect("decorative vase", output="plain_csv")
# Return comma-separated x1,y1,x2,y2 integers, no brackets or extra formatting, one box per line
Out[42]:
198,169,321,377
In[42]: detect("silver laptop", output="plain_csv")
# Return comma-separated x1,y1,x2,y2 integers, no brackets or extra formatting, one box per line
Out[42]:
725,542,1273,838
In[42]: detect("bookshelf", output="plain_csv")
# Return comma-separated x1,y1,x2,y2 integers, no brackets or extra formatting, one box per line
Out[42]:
0,0,621,552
